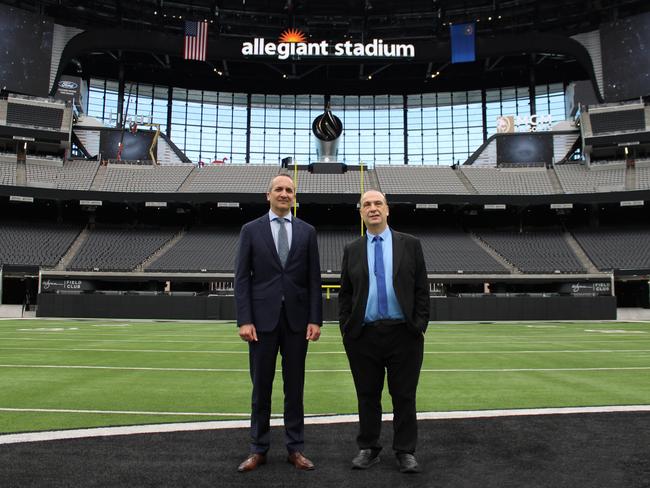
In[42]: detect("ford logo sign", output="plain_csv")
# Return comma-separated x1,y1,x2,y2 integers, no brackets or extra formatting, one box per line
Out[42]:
59,80,78,90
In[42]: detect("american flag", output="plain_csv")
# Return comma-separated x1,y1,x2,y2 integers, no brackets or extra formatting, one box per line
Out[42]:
184,21,208,61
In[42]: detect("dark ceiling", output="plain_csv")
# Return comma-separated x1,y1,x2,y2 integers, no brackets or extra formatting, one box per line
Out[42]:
5,0,650,95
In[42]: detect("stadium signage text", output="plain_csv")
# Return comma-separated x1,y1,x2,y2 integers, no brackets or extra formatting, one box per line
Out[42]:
496,114,553,133
559,282,611,296
241,38,415,60
41,279,95,292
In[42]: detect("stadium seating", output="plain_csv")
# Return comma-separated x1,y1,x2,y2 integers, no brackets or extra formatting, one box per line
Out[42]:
58,160,100,190
0,221,81,267
375,166,469,195
477,230,586,273
146,228,240,273
375,165,469,194
555,164,625,193
179,165,279,193
460,167,557,194
24,159,100,190
572,227,650,271
295,169,377,194
68,227,178,271
632,163,650,191
25,158,62,188
0,158,16,186
317,229,359,273
410,230,509,274
98,164,193,192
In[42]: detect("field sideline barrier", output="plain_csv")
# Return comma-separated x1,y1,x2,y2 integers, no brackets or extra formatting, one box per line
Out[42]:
37,294,616,321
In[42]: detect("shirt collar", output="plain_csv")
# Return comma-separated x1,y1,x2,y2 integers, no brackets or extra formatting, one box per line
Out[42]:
366,226,390,241
269,210,292,222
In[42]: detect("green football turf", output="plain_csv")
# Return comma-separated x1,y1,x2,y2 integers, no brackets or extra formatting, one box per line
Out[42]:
0,319,649,434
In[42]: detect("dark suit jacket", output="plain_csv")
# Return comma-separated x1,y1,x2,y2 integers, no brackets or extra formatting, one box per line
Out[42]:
339,229,429,339
235,214,322,332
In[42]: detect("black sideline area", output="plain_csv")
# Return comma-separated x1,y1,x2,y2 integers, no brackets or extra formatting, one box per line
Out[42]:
1,412,649,487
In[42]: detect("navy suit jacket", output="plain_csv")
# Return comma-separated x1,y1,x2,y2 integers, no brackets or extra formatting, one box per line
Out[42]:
339,229,430,339
235,214,322,332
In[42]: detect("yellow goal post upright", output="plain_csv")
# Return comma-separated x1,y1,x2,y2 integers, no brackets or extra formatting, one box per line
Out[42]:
293,157,299,217
140,123,161,165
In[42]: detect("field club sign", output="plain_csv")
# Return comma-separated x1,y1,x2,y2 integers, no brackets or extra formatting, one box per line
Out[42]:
241,29,415,60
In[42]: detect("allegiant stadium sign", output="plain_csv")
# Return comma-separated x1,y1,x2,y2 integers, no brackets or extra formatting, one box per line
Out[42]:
241,29,415,60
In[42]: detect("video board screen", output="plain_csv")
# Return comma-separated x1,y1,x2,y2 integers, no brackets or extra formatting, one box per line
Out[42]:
99,130,157,161
496,133,553,165
0,4,53,96
601,12,650,101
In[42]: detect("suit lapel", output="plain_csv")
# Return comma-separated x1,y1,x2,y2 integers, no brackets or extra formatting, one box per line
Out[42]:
391,230,404,279
354,235,368,280
260,216,282,267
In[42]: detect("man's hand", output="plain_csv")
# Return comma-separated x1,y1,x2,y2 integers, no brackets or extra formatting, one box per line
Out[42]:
306,323,321,341
239,324,258,342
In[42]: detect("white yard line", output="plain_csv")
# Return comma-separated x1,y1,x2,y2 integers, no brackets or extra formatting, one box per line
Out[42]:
0,407,257,417
1,364,649,373
2,346,650,355
1,405,649,445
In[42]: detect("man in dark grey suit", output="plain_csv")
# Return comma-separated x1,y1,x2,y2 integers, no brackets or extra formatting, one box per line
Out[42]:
235,173,322,472
339,190,429,473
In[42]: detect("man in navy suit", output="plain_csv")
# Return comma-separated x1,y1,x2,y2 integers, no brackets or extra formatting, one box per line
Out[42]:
235,173,322,472
339,190,429,473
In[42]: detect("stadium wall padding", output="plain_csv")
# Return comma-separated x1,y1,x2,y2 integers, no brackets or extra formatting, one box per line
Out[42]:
37,294,617,321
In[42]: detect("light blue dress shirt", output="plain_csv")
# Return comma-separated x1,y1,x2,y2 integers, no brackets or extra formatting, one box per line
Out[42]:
364,227,405,323
268,210,292,253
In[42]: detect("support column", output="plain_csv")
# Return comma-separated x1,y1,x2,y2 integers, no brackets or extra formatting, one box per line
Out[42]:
528,53,536,117
116,59,125,129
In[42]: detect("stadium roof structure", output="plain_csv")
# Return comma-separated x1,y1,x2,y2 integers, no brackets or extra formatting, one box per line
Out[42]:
6,0,650,95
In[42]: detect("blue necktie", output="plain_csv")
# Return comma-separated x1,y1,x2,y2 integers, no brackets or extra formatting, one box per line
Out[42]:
373,236,388,317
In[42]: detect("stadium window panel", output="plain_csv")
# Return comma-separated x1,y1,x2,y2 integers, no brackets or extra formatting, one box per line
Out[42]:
171,99,187,126
516,88,531,118
232,106,247,128
87,84,108,123
202,102,217,127
202,90,219,105
250,108,265,127
437,110,452,130
249,126,264,142
186,102,202,127
374,108,390,130
264,136,280,153
201,131,216,157
279,133,295,159
217,105,233,128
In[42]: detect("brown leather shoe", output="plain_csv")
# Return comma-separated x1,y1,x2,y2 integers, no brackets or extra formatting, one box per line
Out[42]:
237,453,267,472
287,451,315,470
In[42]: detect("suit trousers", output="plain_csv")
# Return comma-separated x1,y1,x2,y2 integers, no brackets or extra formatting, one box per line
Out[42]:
248,304,308,454
343,322,424,454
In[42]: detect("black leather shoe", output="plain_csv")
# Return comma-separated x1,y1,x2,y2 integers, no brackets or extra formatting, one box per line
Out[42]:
351,449,380,469
396,453,421,473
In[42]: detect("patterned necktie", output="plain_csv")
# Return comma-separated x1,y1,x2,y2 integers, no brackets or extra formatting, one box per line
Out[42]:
373,236,388,317
277,218,289,267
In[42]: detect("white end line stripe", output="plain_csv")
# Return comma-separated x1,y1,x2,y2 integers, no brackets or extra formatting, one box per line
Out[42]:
1,405,650,445
1,364,650,373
